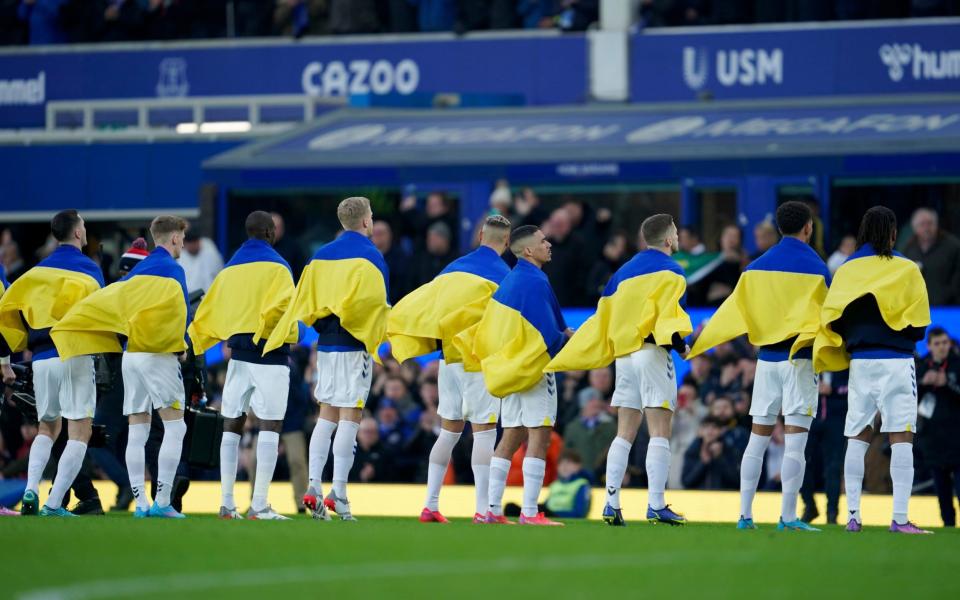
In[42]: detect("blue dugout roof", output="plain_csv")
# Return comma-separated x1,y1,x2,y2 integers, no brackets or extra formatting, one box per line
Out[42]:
203,97,960,187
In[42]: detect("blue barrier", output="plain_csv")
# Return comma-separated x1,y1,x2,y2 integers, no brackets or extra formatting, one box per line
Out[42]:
630,19,960,102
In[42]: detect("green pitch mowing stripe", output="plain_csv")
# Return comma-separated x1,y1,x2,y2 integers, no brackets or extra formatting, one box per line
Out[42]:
3,516,958,600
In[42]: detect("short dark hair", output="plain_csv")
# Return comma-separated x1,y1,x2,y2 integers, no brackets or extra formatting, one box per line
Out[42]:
559,449,582,464
927,326,948,342
51,209,82,242
679,225,700,240
702,416,726,429
245,210,275,241
509,225,540,256
856,206,897,258
641,214,676,248
775,201,812,236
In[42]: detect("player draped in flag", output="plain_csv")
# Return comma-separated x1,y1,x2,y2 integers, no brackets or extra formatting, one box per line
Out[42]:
689,201,829,531
188,211,299,520
547,214,692,527
52,216,192,518
0,210,104,517
387,215,512,524
265,197,390,521
813,206,932,534
464,225,571,526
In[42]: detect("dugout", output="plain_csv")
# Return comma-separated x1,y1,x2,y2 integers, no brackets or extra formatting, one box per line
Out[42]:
203,96,960,260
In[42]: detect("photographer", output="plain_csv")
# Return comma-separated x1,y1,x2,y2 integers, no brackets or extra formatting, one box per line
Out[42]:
916,327,960,527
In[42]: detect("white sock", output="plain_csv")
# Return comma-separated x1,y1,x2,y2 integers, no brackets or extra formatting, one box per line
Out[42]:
425,429,461,511
331,420,359,498
646,437,671,511
890,442,914,525
781,431,809,522
471,429,497,516
45,440,87,510
219,432,241,509
125,422,150,510
844,439,869,523
308,418,337,495
26,433,54,494
605,436,632,510
521,457,546,518
252,431,280,512
487,456,511,516
155,418,186,507
739,433,770,519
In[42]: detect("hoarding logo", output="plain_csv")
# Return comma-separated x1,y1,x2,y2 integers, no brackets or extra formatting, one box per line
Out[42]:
156,58,189,97
0,71,44,106
880,43,960,82
682,47,783,90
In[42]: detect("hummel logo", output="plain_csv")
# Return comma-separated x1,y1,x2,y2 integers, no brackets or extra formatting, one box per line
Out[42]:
607,487,617,496
849,510,856,515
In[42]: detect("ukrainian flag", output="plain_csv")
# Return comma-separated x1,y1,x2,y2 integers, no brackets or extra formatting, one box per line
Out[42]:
0,245,104,354
689,237,831,359
264,231,390,356
188,239,298,354
51,247,189,359
546,250,692,372
463,258,567,398
388,246,509,364
813,244,930,373
0,265,8,290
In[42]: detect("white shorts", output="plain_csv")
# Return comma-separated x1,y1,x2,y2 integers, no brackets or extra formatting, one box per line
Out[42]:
32,356,96,422
750,359,818,424
845,357,917,437
501,373,557,429
314,350,373,409
437,360,500,425
122,352,185,416
611,343,678,412
221,360,290,421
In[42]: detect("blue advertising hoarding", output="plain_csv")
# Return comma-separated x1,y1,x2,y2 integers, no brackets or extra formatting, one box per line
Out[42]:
0,33,587,129
631,20,960,102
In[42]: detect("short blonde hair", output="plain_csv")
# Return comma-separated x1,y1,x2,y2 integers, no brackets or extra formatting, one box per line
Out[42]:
337,197,372,231
150,215,188,245
481,214,511,244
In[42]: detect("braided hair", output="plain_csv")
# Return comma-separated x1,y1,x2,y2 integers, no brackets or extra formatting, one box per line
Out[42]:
856,206,897,258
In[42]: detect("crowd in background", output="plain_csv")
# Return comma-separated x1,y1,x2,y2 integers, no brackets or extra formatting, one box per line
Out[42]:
2,0,957,46
1,189,959,523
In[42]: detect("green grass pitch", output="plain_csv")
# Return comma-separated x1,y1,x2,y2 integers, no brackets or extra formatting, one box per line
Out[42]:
3,516,958,599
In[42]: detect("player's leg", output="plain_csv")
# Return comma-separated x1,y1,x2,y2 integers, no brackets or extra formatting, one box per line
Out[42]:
325,350,371,521
777,359,818,530
121,353,152,516
42,418,92,515
842,358,876,532
218,360,249,519
644,408,683,525
881,359,931,534
738,359,780,528
305,351,337,515
246,364,290,520
487,425,524,522
516,374,561,526
464,366,500,521
23,359,61,515
422,360,464,521
148,352,188,517
604,353,644,524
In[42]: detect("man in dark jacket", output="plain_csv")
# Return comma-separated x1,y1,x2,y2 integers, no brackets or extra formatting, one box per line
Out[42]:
682,417,740,490
917,327,960,527
903,208,960,306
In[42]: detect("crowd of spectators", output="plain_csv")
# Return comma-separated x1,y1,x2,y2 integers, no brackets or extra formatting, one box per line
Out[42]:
3,0,956,46
1,195,959,523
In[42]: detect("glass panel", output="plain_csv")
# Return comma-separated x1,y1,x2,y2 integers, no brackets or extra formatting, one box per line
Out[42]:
694,187,737,251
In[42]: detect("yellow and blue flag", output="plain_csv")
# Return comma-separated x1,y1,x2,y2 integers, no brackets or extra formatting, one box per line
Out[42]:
0,245,104,356
689,237,831,360
0,265,8,290
462,258,567,397
388,245,510,365
188,239,298,354
813,244,930,373
264,231,390,355
51,247,189,359
546,250,691,372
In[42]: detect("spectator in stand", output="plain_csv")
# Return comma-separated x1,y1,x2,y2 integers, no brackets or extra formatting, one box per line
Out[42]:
514,187,548,228
456,0,518,31
351,417,389,483
563,198,611,258
709,395,749,453
328,0,381,34
752,221,778,259
1,0,28,44
679,226,706,256
398,191,459,252
800,369,849,524
562,392,616,481
270,212,307,279
95,0,146,42
669,383,706,488
517,0,557,28
18,0,68,44
681,416,740,490
700,224,747,306
827,234,856,275
376,400,410,454
542,450,592,518
178,228,224,293
542,207,589,306
916,327,960,527
903,208,960,305
372,220,407,304
405,221,457,291
555,0,599,30
410,0,456,32
586,231,628,305
0,230,25,281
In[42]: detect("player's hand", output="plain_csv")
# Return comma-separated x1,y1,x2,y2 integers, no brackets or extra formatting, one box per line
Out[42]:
818,381,832,395
400,195,417,212
1,363,15,386
564,327,574,339
679,344,691,360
